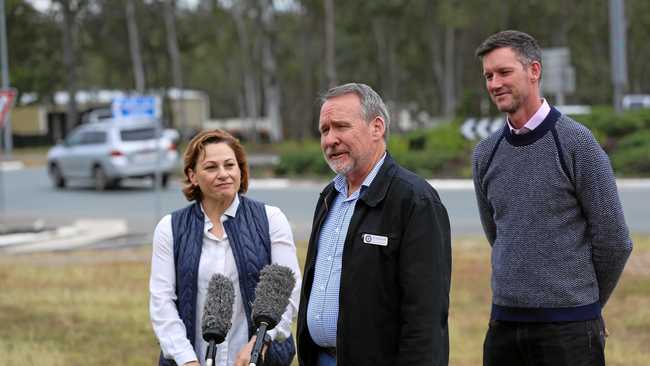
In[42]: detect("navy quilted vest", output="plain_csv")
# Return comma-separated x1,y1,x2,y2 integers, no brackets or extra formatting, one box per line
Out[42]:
158,196,296,366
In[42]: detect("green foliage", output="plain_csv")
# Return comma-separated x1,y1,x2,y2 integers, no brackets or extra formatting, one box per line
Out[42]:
7,0,64,98
392,121,473,177
611,131,650,176
571,108,650,176
273,140,330,177
274,121,473,178
7,0,650,178
578,107,650,140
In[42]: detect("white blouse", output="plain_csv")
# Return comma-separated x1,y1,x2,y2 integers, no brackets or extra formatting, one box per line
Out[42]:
150,195,302,366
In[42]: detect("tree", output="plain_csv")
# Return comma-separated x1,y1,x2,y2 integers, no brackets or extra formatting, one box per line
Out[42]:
53,0,86,134
162,0,186,133
7,0,650,145
126,0,145,92
231,0,261,142
323,0,336,88
6,0,63,101
260,0,282,141
428,0,460,118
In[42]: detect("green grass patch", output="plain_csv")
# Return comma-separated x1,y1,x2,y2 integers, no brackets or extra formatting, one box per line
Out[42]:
0,236,648,365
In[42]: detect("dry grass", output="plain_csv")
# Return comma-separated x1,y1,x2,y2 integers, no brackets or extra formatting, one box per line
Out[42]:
9,146,50,167
0,249,156,365
0,236,648,365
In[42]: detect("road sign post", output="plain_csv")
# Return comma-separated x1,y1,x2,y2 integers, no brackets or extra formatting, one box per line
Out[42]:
0,88,16,217
111,95,164,227
0,88,16,129
541,48,575,106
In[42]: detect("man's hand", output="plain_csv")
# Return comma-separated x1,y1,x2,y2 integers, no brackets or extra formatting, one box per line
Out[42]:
234,335,268,366
601,315,610,338
183,362,200,366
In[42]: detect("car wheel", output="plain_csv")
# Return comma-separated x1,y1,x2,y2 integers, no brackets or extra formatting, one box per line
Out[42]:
93,166,109,191
49,164,66,189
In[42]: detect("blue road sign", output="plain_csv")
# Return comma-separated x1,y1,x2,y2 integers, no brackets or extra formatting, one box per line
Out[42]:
111,95,161,120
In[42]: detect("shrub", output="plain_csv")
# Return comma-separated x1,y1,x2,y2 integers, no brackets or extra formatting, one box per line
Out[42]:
611,131,650,176
274,140,330,176
578,107,649,139
391,121,473,177
272,109,649,178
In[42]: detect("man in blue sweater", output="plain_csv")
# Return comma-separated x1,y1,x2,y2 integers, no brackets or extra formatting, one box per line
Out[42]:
472,30,632,366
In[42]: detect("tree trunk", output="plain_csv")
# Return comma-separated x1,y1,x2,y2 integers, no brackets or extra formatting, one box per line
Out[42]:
126,0,145,93
372,18,398,106
428,1,456,118
162,0,186,132
260,0,282,142
297,0,315,140
429,32,444,115
59,0,78,134
232,1,259,143
443,25,456,117
324,0,336,88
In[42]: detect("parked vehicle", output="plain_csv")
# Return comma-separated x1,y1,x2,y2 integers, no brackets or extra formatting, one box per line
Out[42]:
47,119,179,190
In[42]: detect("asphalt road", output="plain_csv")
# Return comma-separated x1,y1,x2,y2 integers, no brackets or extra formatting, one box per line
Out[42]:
1,167,648,244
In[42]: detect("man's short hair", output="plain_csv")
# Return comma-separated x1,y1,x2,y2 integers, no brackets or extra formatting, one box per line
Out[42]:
475,30,542,68
321,82,390,141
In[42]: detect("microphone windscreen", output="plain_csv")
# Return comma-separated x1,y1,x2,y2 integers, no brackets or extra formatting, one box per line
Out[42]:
251,264,296,330
202,273,235,343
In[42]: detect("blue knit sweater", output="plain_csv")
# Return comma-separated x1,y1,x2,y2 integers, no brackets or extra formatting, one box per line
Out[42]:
472,107,632,322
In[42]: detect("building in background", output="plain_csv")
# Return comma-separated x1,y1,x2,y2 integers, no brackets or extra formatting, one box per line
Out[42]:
10,88,209,147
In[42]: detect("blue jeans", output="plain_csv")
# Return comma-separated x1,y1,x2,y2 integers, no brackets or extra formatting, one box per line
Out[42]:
484,318,606,366
316,350,336,366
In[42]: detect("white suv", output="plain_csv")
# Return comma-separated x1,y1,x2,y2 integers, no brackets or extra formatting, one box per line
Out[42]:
47,119,179,190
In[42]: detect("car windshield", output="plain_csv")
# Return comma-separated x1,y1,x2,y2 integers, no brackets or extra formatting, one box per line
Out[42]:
120,127,156,141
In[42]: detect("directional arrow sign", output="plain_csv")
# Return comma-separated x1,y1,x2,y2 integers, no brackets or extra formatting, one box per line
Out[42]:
490,117,503,134
461,118,477,140
475,117,492,139
460,117,505,140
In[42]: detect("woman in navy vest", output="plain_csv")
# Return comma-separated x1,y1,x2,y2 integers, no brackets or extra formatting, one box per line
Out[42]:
150,129,301,366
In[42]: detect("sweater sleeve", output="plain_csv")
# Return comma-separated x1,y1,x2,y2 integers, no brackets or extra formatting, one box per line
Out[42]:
571,130,633,307
472,143,497,246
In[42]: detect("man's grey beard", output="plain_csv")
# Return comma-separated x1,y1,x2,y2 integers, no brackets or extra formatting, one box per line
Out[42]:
325,155,353,176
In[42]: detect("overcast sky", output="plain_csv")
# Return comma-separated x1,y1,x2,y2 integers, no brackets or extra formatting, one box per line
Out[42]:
25,0,201,12
24,0,298,13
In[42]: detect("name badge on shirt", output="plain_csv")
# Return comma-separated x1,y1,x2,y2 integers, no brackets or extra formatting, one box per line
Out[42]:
362,233,388,246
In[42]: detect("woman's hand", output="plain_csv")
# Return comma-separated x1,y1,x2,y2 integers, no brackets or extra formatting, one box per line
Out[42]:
234,335,268,366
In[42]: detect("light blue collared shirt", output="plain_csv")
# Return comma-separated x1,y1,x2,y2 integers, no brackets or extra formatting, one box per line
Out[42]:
306,153,386,347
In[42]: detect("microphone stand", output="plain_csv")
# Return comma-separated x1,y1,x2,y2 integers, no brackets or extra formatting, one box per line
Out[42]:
249,321,269,366
205,339,217,366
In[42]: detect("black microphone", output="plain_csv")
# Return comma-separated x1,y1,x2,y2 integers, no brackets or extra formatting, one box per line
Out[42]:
202,273,235,366
248,264,296,366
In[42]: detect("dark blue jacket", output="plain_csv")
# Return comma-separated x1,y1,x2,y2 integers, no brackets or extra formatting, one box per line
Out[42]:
158,195,295,366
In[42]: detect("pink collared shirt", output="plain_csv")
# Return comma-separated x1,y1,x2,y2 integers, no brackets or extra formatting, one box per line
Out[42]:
507,99,550,134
